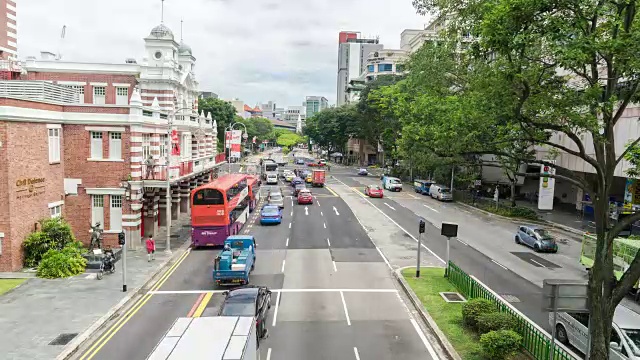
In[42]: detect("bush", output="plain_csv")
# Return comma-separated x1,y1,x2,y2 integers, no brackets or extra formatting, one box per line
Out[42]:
462,298,496,329
480,330,522,359
23,217,77,268
36,244,87,279
477,312,519,334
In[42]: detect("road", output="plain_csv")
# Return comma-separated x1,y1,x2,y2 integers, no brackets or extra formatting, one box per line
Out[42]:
73,159,442,360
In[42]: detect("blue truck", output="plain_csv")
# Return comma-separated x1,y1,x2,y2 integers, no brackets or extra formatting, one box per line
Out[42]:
413,180,434,195
213,236,256,286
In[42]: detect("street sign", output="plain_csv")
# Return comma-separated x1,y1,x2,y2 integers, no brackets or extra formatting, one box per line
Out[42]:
542,279,589,312
441,222,458,238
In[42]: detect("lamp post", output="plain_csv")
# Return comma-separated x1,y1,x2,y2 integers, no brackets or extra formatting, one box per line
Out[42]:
118,180,132,292
225,122,247,174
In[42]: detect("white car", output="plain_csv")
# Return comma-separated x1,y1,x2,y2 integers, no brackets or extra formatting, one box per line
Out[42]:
266,173,278,185
267,192,285,208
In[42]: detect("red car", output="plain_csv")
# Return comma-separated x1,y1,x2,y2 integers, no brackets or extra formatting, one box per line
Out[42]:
364,185,384,198
297,189,314,204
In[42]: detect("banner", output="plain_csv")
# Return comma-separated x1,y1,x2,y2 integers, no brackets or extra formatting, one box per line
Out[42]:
538,160,556,210
230,130,242,158
225,131,232,149
171,129,180,156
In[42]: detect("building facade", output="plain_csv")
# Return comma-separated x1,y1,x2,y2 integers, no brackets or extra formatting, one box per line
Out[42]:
305,96,328,119
0,23,222,272
0,0,16,61
336,32,383,106
283,105,305,125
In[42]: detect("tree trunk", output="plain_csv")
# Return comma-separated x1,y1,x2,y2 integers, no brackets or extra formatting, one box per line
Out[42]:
359,140,365,167
510,181,516,208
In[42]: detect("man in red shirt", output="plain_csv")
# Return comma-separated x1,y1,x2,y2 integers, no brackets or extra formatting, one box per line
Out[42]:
146,235,156,262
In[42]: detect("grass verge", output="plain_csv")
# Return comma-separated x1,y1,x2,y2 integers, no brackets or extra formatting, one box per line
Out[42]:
0,278,26,296
402,267,485,360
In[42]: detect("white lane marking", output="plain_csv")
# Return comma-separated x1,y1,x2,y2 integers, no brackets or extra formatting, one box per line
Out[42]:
321,211,324,216
333,261,338,272
291,200,294,206
334,177,446,265
323,222,327,228
408,194,419,199
267,348,272,360
290,211,293,216
327,238,331,246
333,206,340,216
305,206,309,216
375,246,393,270
340,291,351,326
150,289,400,294
281,259,286,273
354,347,361,360
288,223,292,229
423,204,440,213
530,259,546,268
411,318,440,359
491,259,508,270
272,291,281,327
317,200,320,206
285,237,289,247
457,239,468,246
384,202,396,211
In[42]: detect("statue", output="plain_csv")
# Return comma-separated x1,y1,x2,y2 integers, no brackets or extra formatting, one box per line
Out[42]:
88,222,104,252
144,155,155,180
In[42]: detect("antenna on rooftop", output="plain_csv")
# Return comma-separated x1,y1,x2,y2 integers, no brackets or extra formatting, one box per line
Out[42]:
160,0,165,24
56,25,66,61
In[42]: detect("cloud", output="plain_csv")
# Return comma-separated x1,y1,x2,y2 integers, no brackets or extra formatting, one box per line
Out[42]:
18,0,427,106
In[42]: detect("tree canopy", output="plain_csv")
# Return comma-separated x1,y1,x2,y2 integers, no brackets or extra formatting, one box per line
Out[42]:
198,98,237,152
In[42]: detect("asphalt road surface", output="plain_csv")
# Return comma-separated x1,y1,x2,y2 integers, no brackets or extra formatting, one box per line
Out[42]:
73,160,441,360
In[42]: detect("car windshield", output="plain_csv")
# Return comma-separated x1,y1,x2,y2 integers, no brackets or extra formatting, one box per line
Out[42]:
262,208,279,215
221,302,255,317
534,229,553,240
622,328,640,356
441,189,451,194
299,191,310,196
269,194,282,201
296,185,305,189
390,179,401,184
370,186,381,190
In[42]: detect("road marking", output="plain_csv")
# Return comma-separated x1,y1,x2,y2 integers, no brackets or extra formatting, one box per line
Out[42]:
267,348,272,360
192,292,213,318
323,222,327,228
272,291,281,327
320,211,324,216
281,259,286,273
340,291,351,326
187,293,206,317
327,238,331,246
335,178,446,265
354,347,361,360
530,259,546,268
285,237,289,247
333,206,340,216
423,204,440,213
333,261,338,272
375,246,393,270
491,259,508,270
150,288,400,294
384,202,396,211
305,206,309,216
408,194,419,199
458,239,469,246
317,200,321,206
288,222,291,229
410,318,440,359
291,200,294,206
326,186,339,197
79,249,192,360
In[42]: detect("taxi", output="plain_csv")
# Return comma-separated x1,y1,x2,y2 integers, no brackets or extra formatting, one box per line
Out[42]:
364,184,384,198
284,172,295,182
306,174,313,183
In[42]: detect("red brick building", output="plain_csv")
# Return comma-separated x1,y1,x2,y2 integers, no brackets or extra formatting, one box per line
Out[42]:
0,23,222,271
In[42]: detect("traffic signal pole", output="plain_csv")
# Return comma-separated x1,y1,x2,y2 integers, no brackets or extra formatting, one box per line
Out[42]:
416,219,426,277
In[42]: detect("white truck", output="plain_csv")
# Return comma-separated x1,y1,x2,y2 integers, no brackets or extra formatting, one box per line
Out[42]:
147,316,259,360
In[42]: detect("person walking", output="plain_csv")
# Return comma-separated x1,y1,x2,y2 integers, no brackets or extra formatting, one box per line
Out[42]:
146,235,156,262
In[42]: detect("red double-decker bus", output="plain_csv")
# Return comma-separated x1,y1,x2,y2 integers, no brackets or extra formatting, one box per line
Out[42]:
191,174,251,247
246,175,261,212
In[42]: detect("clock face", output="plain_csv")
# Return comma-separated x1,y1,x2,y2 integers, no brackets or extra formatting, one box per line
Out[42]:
154,51,162,60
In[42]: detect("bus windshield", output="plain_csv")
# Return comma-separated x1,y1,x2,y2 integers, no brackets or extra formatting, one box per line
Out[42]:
265,164,278,172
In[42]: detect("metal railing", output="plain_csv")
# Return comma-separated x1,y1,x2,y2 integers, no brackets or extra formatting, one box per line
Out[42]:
0,80,79,104
447,262,578,360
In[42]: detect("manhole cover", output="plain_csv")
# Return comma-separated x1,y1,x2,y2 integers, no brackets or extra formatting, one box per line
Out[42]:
439,292,467,303
501,294,521,303
49,333,78,346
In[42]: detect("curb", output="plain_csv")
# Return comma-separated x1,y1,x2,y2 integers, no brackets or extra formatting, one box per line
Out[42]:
56,240,192,360
455,201,584,237
393,267,463,360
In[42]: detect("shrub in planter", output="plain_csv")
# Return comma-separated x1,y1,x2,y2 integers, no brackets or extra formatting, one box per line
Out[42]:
36,244,87,279
462,298,496,329
480,330,522,359
23,217,76,268
477,312,519,334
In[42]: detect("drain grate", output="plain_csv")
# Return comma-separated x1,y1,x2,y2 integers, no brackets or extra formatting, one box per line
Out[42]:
49,333,78,346
439,292,467,303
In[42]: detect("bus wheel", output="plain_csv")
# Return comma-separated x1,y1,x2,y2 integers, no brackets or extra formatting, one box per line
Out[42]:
555,324,569,345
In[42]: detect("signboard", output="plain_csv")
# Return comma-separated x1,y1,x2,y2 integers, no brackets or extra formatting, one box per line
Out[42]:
538,160,556,210
15,177,46,200
542,279,589,312
230,130,242,158
225,131,232,149
170,129,180,156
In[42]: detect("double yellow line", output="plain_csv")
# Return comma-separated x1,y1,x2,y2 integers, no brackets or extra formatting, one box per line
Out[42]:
78,249,191,360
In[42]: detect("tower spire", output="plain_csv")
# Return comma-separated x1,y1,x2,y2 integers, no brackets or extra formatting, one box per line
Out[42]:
160,0,165,24
180,19,183,41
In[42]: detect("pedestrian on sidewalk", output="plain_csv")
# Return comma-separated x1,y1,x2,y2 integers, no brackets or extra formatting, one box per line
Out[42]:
146,235,156,262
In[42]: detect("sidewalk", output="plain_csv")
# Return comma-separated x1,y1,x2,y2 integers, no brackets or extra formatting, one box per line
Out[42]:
515,200,596,233
0,215,192,360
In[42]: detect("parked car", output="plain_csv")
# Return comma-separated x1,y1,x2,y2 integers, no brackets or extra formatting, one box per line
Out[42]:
429,184,453,201
414,180,433,195
364,185,383,198
297,189,313,204
219,285,272,339
358,168,369,176
260,205,282,225
515,225,558,253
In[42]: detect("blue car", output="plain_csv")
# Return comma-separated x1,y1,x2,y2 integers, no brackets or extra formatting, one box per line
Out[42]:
260,205,282,225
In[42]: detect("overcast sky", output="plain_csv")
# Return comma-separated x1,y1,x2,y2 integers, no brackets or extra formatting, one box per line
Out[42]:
18,0,427,107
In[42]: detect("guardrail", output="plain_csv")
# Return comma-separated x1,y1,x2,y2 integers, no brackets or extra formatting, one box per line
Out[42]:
0,80,79,104
447,262,579,360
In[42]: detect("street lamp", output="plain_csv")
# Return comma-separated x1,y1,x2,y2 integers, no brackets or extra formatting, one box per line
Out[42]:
118,180,132,292
226,122,247,173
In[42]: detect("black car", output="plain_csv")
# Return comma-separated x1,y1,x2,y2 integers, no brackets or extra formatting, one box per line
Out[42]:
220,285,272,339
293,183,306,196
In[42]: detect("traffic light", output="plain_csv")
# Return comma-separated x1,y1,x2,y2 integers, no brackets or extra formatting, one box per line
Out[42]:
118,232,126,246
419,220,426,234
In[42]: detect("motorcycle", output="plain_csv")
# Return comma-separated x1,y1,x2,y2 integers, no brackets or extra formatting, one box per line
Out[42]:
96,249,116,280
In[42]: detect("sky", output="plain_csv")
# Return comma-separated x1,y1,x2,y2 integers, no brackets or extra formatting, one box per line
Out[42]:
18,0,428,107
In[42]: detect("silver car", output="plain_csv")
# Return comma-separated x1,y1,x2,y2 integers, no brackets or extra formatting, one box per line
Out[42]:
515,225,558,253
267,192,284,209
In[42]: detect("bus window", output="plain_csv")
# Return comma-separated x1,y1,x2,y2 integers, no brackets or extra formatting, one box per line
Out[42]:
193,189,224,205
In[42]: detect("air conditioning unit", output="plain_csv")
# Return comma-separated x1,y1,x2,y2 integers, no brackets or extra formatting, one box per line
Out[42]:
125,58,137,64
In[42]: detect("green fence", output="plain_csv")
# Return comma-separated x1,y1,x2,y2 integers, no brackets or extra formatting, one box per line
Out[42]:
447,262,578,360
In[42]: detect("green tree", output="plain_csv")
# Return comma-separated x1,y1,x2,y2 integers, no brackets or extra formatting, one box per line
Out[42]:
305,105,361,156
198,98,237,152
276,133,304,148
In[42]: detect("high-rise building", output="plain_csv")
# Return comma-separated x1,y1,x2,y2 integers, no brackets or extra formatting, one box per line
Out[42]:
305,96,328,118
284,105,305,125
0,0,17,61
336,31,383,106
199,91,218,99
260,101,284,120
